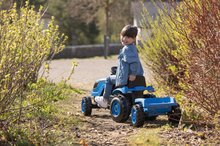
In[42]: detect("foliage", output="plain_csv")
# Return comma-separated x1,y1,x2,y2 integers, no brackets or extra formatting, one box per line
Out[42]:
180,0,220,123
97,0,133,43
128,128,161,146
0,0,67,139
66,0,132,44
0,0,48,10
47,0,100,45
2,0,132,45
0,78,83,145
140,0,219,125
16,0,48,9
139,1,189,99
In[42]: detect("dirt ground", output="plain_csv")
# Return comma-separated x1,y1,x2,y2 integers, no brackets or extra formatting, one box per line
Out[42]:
43,57,220,145
43,56,156,145
73,98,139,146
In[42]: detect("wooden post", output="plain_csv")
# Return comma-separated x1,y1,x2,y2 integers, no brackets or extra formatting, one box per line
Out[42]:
104,0,110,59
104,35,109,59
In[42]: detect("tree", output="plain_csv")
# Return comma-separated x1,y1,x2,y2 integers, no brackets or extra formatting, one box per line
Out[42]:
47,0,100,45
1,0,133,45
67,0,132,42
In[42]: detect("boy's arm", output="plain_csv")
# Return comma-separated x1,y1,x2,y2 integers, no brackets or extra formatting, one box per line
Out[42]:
129,63,138,81
130,62,138,75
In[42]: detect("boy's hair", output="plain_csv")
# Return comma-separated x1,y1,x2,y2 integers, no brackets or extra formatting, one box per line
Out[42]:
120,25,138,38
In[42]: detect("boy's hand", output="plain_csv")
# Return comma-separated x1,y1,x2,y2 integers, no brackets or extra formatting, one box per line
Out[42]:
129,75,136,81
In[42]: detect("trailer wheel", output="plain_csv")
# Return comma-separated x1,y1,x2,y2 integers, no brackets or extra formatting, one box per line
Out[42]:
143,94,156,98
81,96,92,116
131,104,145,127
146,116,158,121
110,94,131,123
168,105,181,125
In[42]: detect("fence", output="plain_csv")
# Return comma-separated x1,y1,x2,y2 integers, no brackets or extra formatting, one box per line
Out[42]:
53,43,122,59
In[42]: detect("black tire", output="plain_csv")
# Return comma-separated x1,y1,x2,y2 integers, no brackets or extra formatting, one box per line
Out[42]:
145,116,157,121
143,94,156,98
81,96,92,116
110,94,131,123
168,105,181,125
131,104,145,127
143,93,156,121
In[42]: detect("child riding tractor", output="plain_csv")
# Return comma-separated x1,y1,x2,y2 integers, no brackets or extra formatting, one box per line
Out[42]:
81,67,181,127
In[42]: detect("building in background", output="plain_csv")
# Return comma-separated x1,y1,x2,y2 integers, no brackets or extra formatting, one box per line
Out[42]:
41,12,51,29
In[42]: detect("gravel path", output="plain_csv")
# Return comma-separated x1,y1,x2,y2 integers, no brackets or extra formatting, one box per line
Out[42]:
43,56,154,90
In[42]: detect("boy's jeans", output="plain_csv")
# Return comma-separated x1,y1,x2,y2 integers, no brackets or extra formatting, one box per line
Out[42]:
103,75,116,102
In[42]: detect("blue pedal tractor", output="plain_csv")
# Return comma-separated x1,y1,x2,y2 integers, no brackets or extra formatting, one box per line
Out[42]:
81,67,181,127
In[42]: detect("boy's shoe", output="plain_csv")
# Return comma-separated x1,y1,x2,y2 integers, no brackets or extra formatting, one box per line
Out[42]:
94,96,108,108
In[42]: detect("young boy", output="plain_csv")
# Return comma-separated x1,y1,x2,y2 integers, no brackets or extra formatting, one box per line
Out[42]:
95,25,144,107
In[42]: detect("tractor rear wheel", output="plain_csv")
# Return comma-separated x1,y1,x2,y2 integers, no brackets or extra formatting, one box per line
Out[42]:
110,94,131,123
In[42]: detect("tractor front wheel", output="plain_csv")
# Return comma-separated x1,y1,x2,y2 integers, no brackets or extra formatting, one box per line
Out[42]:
81,96,92,116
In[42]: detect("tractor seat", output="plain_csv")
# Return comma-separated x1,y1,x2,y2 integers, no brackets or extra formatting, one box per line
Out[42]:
128,75,146,88
128,75,146,98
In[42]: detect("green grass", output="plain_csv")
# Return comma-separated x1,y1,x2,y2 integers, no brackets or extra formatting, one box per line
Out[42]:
0,79,84,146
128,116,174,146
128,128,161,146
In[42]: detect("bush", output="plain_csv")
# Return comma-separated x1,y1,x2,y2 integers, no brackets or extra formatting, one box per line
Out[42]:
140,0,219,125
181,0,220,122
0,2,66,114
139,1,189,98
0,78,81,145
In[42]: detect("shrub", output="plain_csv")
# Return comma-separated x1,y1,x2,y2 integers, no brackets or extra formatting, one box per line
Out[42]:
139,1,189,99
0,78,81,145
0,2,66,114
181,0,220,122
140,0,219,125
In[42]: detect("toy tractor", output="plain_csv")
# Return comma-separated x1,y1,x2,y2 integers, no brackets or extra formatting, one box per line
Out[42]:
81,67,181,127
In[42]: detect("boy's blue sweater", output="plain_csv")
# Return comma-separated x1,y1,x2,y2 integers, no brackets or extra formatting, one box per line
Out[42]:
116,44,144,87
